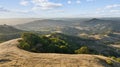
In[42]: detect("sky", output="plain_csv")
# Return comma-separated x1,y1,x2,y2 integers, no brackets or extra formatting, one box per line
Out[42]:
0,0,120,18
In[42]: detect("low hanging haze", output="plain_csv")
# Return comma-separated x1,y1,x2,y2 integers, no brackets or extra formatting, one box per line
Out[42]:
0,0,120,18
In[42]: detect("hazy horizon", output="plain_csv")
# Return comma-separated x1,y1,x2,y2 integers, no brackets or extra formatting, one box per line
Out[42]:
0,17,120,25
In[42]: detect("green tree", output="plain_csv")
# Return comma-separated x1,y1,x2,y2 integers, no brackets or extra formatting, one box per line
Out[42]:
21,32,40,47
18,32,41,51
19,40,30,50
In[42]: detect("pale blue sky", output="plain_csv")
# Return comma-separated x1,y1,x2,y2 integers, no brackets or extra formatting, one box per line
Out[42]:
0,0,120,18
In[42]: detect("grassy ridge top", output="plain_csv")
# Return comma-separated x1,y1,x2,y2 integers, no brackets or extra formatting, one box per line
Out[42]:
0,38,120,67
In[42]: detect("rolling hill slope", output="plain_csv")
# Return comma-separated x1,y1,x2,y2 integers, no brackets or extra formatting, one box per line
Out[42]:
0,25,22,33
15,19,73,31
0,38,120,67
15,18,120,34
0,25,24,42
81,18,120,33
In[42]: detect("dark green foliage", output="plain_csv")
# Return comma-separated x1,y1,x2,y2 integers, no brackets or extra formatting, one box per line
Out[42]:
75,46,90,54
105,59,113,65
21,33,40,46
39,35,71,53
18,33,120,57
18,40,30,50
111,56,120,63
19,33,72,53
48,33,96,53
19,33,42,52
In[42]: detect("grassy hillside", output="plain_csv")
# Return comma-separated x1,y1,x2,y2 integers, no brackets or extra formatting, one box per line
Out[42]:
0,38,120,67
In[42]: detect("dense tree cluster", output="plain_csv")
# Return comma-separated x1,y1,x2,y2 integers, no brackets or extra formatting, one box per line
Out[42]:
17,32,120,57
18,33,74,53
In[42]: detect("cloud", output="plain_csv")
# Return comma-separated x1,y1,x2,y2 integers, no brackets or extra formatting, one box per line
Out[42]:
20,0,29,6
32,0,63,10
49,10,65,13
97,4,120,11
105,4,120,9
67,1,72,4
96,4,120,14
76,0,81,4
86,0,95,2
110,10,120,13
0,7,10,12
67,0,81,4
14,10,31,14
0,6,30,14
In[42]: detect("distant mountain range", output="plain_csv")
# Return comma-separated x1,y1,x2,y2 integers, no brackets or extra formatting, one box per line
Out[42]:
81,18,120,32
15,19,74,31
15,18,120,33
1,18,119,42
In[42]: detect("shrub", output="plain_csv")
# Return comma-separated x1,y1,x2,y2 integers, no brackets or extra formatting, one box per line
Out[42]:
19,33,41,51
111,56,120,63
105,59,113,65
18,40,30,50
75,46,90,54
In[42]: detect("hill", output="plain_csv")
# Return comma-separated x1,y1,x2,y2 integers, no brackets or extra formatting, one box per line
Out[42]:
0,24,22,33
0,39,120,67
0,25,23,42
15,19,73,31
15,18,120,34
81,18,120,33
45,33,120,57
13,18,120,52
16,33,120,57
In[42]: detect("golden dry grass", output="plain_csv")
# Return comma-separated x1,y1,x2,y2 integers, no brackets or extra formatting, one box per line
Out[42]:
0,39,120,67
